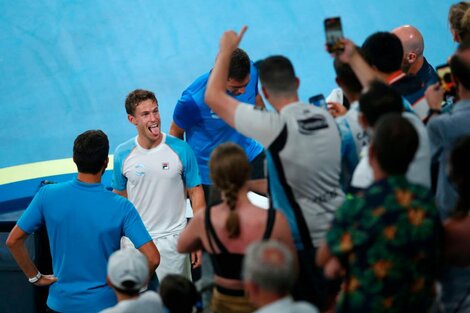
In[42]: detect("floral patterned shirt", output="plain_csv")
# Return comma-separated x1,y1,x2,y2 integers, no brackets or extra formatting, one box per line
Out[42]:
326,176,441,313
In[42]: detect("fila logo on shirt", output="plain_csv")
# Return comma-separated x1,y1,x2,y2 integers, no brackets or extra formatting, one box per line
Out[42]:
162,162,170,170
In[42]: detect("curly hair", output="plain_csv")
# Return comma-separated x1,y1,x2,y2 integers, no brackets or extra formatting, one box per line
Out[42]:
449,1,470,42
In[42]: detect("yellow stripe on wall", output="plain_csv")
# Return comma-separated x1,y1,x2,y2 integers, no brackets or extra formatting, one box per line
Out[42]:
0,156,114,185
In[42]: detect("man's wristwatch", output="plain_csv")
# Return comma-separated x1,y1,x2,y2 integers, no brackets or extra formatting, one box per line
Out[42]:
28,272,42,284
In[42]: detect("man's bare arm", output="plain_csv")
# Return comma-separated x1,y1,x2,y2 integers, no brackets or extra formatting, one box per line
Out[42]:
335,39,379,89
137,241,160,275
169,122,185,140
6,225,58,286
187,185,206,215
205,26,248,127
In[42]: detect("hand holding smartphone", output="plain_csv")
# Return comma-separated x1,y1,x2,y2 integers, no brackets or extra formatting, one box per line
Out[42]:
324,17,344,53
309,94,328,110
436,63,457,107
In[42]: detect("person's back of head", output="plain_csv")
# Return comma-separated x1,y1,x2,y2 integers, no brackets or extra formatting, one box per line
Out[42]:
159,274,198,313
449,1,470,43
371,114,419,176
361,32,404,74
450,41,470,92
359,81,404,127
73,130,109,174
449,136,470,217
229,48,251,81
259,56,298,98
243,240,296,296
125,89,158,116
333,58,363,97
391,25,425,73
210,143,251,238
107,249,149,297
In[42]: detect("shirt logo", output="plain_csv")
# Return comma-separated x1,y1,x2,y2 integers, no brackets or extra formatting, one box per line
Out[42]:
297,115,328,135
162,162,170,170
135,164,145,176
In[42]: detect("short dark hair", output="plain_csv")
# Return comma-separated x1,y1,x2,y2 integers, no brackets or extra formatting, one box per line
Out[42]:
160,274,199,313
125,89,157,116
113,280,141,296
361,32,404,74
359,81,404,127
73,130,109,174
334,58,363,94
228,48,251,81
259,55,297,96
450,41,470,90
372,114,418,175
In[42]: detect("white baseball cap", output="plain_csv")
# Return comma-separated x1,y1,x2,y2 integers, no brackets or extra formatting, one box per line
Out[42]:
107,249,149,291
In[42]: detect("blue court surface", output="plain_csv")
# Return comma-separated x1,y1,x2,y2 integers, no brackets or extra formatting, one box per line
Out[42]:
0,0,456,210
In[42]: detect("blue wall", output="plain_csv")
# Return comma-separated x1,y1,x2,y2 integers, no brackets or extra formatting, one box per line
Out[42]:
0,0,456,169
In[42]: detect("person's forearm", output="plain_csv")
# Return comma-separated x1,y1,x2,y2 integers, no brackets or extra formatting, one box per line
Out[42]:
206,50,232,106
189,186,206,214
8,241,39,278
349,52,378,89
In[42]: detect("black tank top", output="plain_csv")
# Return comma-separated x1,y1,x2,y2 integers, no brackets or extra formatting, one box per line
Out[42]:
204,205,276,280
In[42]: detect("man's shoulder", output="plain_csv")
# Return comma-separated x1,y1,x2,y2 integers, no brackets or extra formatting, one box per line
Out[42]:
114,137,137,156
166,134,192,150
183,72,210,98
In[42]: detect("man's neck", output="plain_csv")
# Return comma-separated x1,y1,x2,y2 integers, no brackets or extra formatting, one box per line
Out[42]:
459,88,470,101
271,95,299,111
77,172,102,184
137,135,162,150
407,56,424,75
254,292,287,308
116,292,139,303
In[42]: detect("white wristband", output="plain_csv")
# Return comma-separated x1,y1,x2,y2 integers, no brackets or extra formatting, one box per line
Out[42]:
28,272,42,284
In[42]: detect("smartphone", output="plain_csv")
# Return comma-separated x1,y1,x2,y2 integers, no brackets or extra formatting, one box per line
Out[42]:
324,17,344,53
436,63,457,107
309,94,328,110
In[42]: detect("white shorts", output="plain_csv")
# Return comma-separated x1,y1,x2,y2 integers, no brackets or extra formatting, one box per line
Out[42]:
121,233,191,281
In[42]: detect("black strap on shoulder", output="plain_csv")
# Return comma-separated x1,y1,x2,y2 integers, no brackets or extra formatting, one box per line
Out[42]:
204,205,228,253
262,208,276,240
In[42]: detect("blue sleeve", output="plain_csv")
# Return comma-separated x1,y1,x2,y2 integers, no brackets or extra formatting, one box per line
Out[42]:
166,137,201,188
112,141,134,191
173,91,202,131
17,188,46,234
122,201,152,248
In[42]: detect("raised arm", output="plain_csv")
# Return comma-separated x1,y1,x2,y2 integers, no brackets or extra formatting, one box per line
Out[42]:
334,38,379,89
205,26,248,127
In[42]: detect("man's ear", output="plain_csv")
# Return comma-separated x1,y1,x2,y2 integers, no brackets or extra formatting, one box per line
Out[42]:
407,52,417,64
128,114,137,125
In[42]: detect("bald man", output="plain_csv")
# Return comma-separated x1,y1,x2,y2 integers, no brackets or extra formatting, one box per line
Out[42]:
392,25,439,104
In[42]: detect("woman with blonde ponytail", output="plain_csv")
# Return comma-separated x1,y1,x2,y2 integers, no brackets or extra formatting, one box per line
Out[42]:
178,143,295,313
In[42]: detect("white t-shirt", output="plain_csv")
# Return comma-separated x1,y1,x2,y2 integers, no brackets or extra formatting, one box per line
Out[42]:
351,112,431,188
254,296,319,313
100,291,164,313
112,133,201,238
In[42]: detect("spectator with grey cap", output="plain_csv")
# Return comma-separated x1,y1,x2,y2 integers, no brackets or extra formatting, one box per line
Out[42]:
243,240,319,313
101,249,164,313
